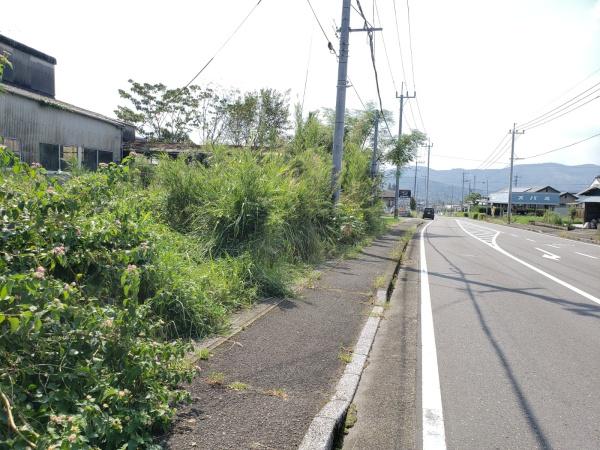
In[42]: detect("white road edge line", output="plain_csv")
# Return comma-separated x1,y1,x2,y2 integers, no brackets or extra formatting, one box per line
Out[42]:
420,222,447,450
576,252,599,260
456,220,600,306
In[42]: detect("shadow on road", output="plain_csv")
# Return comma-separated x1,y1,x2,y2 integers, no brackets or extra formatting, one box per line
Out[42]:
424,232,553,450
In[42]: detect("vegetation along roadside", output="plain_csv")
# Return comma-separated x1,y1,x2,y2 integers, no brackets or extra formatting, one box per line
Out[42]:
0,105,399,447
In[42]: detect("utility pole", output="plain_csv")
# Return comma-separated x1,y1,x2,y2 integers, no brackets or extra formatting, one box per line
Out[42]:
473,174,477,194
413,157,418,205
461,171,466,212
425,141,433,208
370,112,379,179
332,0,382,204
331,0,352,204
514,174,520,187
394,83,417,218
507,123,525,223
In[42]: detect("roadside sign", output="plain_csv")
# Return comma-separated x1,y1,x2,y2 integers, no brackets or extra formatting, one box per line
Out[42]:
511,192,559,205
398,189,411,198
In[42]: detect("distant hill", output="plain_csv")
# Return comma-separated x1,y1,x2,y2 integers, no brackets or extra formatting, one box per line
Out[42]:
382,162,600,205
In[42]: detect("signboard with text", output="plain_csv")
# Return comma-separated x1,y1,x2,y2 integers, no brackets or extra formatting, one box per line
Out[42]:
398,189,412,198
511,192,560,205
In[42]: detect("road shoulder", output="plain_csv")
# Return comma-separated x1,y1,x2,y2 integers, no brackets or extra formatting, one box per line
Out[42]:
341,228,421,449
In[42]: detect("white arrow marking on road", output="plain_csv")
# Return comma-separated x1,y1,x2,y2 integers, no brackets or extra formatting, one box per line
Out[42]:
576,252,599,260
545,244,561,249
526,238,536,242
535,248,560,260
457,220,600,306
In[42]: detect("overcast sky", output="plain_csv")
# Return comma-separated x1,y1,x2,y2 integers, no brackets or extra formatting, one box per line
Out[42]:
2,0,599,170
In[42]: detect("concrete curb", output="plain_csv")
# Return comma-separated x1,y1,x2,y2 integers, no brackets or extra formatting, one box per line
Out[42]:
298,223,421,450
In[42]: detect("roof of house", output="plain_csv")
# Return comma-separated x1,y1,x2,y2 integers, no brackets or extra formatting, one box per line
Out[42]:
0,34,57,65
493,185,560,195
1,83,134,129
577,176,600,197
381,189,396,199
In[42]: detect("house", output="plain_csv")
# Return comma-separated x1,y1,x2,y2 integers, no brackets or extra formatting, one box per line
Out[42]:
0,34,134,170
488,185,560,215
576,176,600,224
559,192,578,206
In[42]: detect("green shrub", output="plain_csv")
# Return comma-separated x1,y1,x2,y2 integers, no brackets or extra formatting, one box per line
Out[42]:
0,136,385,447
543,210,563,225
0,149,192,448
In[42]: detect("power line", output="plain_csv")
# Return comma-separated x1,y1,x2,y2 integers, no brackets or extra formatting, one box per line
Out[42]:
305,0,367,111
374,0,398,94
477,134,510,169
518,80,600,128
184,0,263,88
306,0,336,55
392,0,409,86
521,92,600,131
355,0,393,137
405,0,417,90
516,131,600,160
518,65,600,126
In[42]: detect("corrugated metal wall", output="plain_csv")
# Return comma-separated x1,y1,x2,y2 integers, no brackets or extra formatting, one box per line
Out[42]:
0,91,122,163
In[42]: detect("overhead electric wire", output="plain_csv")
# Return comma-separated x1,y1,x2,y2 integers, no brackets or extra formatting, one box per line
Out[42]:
374,0,398,94
518,65,600,128
518,81,600,129
520,91,600,131
517,131,600,160
476,134,510,169
305,0,367,111
392,0,409,87
405,0,417,90
183,0,263,88
355,0,394,137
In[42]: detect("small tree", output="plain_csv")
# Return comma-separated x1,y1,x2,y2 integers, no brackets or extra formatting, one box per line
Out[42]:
410,197,417,211
115,80,201,143
464,192,482,205
385,130,427,168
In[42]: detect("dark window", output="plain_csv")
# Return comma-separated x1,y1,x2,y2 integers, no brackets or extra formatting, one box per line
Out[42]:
98,150,113,164
39,143,60,171
83,148,97,171
60,146,78,171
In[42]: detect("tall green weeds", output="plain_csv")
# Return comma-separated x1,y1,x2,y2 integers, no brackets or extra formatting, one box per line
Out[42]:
0,135,384,447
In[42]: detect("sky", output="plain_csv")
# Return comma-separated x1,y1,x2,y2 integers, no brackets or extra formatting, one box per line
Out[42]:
2,0,600,170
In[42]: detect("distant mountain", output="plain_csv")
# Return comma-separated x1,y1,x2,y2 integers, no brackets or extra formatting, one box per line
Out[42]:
382,163,600,205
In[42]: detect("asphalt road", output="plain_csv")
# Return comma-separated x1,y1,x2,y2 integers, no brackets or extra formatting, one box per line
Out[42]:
422,217,600,450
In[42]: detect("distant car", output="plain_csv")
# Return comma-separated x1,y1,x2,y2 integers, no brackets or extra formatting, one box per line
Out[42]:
422,207,435,220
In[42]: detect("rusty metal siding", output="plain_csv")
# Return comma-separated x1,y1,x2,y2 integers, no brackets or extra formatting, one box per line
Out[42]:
0,90,122,163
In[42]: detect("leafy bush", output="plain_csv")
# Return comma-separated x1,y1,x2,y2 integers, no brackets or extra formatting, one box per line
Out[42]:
0,133,384,447
0,149,192,448
543,210,563,225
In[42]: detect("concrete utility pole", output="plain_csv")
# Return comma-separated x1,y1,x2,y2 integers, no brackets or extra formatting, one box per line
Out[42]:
413,157,418,204
507,123,525,223
514,174,520,187
425,141,433,208
461,171,465,212
331,0,352,204
473,174,477,194
331,0,382,204
370,112,379,179
394,84,417,218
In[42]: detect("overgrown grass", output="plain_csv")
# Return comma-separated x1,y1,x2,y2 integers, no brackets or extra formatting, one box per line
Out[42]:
0,140,385,447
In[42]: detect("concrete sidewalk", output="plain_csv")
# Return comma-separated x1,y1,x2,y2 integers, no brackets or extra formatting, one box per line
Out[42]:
163,220,418,450
341,231,421,450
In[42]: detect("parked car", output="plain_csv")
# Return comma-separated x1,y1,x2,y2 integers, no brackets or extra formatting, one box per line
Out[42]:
422,207,435,219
